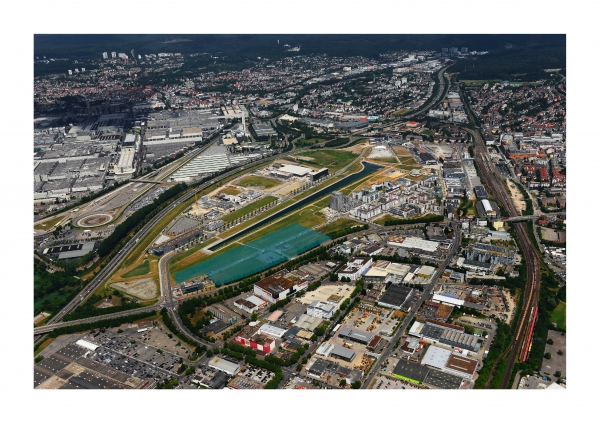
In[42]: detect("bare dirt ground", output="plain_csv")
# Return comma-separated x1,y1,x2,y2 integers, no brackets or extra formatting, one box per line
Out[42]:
506,181,526,213
392,146,412,156
111,277,158,300
343,140,370,155
273,181,305,196
540,227,564,242
34,312,50,325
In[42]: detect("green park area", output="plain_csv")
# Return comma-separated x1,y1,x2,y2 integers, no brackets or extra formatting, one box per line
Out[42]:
550,301,566,330
318,218,362,236
294,149,357,173
295,138,327,147
34,215,65,231
236,175,281,189
120,260,150,278
370,157,398,164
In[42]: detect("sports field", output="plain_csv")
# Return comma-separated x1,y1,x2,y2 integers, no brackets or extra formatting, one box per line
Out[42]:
173,223,330,285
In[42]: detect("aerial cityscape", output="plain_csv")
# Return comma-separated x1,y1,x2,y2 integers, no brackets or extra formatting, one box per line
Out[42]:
32,34,566,392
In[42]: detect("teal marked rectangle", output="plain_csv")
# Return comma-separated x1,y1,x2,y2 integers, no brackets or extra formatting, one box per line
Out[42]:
173,223,330,285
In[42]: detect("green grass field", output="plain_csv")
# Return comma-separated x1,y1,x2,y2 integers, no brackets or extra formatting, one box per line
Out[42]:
236,175,281,189
120,260,150,278
218,186,242,195
550,301,566,330
223,196,277,223
370,157,398,164
294,150,357,173
318,218,362,235
296,138,327,146
34,215,65,231
398,156,419,166
393,109,411,116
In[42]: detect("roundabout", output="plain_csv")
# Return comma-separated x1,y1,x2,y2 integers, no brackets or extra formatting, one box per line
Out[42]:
77,213,114,228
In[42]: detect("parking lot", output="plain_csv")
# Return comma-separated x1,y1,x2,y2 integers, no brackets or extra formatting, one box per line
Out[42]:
80,324,194,381
370,375,420,390
518,374,555,390
237,363,274,387
541,330,566,378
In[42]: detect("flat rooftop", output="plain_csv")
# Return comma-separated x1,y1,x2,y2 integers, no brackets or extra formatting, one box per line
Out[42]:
392,359,429,383
378,285,413,308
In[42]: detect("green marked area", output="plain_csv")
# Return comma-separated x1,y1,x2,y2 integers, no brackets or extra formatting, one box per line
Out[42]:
121,260,150,278
550,300,566,330
236,175,281,189
293,149,357,173
173,224,330,285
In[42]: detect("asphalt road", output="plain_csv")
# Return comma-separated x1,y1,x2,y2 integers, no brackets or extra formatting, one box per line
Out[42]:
362,223,461,389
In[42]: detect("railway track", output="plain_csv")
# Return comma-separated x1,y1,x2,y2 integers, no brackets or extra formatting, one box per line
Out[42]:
466,127,541,389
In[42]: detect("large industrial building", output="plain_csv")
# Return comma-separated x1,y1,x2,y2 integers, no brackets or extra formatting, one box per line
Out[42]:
377,285,414,310
234,325,276,354
421,345,479,380
330,345,356,362
337,257,373,281
410,320,480,353
43,242,95,261
307,300,338,319
338,327,375,345
387,236,440,253
391,359,430,384
391,358,463,389
208,356,241,376
151,226,203,255
253,270,309,303
113,147,136,177
207,305,238,325
233,295,268,314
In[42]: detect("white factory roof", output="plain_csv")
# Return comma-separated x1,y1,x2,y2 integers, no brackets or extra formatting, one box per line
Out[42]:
390,236,439,252
482,199,493,212
408,320,424,337
76,339,99,351
416,265,436,277
259,323,287,338
364,267,389,278
421,345,452,369
208,356,240,376
114,147,136,174
432,293,465,306
294,314,323,331
386,262,411,276
246,295,267,307
315,342,335,357
278,164,313,176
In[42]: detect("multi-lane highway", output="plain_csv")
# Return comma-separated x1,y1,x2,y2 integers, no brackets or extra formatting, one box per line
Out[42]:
34,138,367,346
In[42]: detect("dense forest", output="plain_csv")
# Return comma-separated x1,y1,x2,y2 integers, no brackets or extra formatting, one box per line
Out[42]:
449,44,565,81
33,34,564,58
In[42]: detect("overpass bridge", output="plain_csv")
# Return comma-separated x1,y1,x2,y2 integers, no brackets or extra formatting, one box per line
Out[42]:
33,305,162,335
129,179,177,185
503,215,535,223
